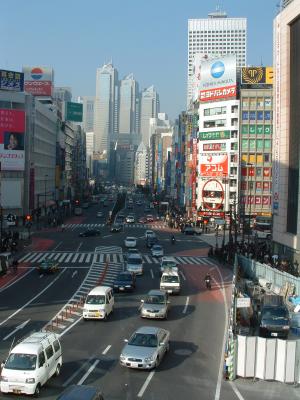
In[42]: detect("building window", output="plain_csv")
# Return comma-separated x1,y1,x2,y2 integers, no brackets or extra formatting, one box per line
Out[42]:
264,154,271,163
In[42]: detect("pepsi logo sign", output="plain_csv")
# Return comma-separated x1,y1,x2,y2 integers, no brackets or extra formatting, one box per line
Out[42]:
31,67,44,80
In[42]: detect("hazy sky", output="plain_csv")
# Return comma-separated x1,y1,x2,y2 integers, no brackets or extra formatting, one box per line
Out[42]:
0,0,278,120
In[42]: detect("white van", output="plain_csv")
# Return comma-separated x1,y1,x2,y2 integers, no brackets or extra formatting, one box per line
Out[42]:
160,269,181,294
0,331,62,396
83,286,114,320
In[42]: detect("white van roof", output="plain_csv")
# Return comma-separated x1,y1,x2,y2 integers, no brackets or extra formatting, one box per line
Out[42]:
87,286,112,296
11,332,58,355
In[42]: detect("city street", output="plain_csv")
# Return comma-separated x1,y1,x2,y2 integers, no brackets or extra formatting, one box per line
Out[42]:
0,198,298,400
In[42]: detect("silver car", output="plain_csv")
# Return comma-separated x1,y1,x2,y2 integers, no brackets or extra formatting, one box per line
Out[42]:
151,245,164,257
120,326,170,369
140,290,170,319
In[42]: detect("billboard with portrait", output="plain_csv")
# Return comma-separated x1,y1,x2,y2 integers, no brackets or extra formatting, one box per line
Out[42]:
0,109,25,170
23,66,54,96
198,55,237,102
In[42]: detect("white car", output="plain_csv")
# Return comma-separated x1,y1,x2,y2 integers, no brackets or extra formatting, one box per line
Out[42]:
97,211,104,217
126,215,135,223
151,244,164,257
125,237,137,248
145,230,156,239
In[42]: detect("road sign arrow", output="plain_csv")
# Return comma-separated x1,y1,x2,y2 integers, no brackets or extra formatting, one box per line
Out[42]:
3,319,31,341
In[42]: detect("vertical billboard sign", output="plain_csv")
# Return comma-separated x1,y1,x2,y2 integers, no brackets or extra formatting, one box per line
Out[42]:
0,69,24,92
192,54,207,102
23,66,54,96
199,55,237,102
0,109,25,171
192,138,197,209
29,167,35,210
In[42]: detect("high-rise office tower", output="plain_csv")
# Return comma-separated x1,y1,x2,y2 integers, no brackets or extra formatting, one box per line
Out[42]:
78,96,95,133
53,87,72,103
140,85,160,146
119,74,139,136
187,10,247,107
94,63,118,156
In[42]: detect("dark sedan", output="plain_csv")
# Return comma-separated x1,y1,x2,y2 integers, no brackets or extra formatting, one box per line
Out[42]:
111,223,122,233
113,271,136,292
79,229,101,237
146,236,158,248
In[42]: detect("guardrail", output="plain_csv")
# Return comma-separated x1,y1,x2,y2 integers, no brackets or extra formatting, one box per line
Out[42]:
238,255,300,295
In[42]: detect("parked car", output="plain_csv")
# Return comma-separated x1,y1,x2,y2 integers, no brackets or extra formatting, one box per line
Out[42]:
120,326,170,369
160,256,178,275
36,259,59,274
110,223,122,233
259,295,290,338
145,230,156,239
124,237,137,248
140,290,170,319
151,244,164,257
113,271,136,292
79,229,101,237
124,248,140,260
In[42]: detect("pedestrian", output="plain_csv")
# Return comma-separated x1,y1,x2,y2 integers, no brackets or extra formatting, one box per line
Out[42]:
61,223,65,232
12,259,18,274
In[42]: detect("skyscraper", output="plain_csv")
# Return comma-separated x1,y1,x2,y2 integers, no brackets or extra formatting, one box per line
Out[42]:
187,10,247,106
94,63,118,157
119,74,139,136
78,96,95,133
140,85,160,146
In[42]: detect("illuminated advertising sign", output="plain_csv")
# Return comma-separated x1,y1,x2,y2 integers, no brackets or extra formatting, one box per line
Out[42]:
0,109,25,171
199,55,237,102
241,67,274,85
23,66,54,96
198,210,225,218
199,153,228,177
199,130,230,140
203,143,226,152
201,179,224,211
0,69,24,92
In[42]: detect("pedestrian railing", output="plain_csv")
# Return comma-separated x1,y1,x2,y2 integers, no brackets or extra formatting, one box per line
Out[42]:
238,255,300,295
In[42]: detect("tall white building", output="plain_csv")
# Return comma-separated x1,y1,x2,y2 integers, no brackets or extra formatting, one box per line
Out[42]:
119,74,139,136
94,63,118,157
134,142,148,186
78,96,95,133
187,10,247,107
140,86,160,146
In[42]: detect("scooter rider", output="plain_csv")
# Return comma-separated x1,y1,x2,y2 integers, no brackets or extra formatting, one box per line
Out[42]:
204,272,212,289
171,234,176,244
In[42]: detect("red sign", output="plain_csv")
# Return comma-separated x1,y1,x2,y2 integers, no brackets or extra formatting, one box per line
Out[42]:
255,196,261,205
263,167,271,177
192,138,197,169
248,167,255,176
203,143,226,152
198,211,225,218
256,182,262,190
263,182,270,190
199,85,236,102
202,179,224,210
24,81,52,96
262,196,271,205
248,195,254,204
200,154,228,177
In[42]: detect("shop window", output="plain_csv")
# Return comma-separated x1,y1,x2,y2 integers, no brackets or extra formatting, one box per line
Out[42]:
264,154,271,162
257,98,264,108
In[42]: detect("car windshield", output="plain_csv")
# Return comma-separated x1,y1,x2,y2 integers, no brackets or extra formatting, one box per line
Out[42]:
86,295,105,305
5,353,37,371
126,238,135,242
153,246,162,250
118,274,132,281
128,333,158,347
128,257,141,264
145,295,165,304
162,262,176,268
262,307,288,319
162,275,179,283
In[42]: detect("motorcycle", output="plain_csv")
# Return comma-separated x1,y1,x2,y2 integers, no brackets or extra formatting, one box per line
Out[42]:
171,236,176,245
205,278,212,290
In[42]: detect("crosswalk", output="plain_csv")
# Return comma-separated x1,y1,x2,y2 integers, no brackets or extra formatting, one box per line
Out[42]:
95,245,122,254
19,251,215,266
65,223,167,230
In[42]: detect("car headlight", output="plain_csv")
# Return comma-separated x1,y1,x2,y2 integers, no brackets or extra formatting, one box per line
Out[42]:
120,354,126,361
260,323,268,328
125,285,132,288
1,376,8,382
144,356,154,362
26,378,35,384
283,325,290,330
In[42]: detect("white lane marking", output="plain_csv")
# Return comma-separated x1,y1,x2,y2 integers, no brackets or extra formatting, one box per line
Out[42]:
62,354,94,387
137,371,155,398
144,255,151,263
152,257,159,264
102,345,111,355
39,274,44,279
179,271,186,281
58,253,68,263
103,235,112,238
0,268,66,327
72,253,80,263
53,241,62,251
86,253,92,263
214,265,229,400
76,242,83,252
79,253,85,263
150,269,154,279
65,253,73,263
77,359,100,385
71,270,78,278
230,382,246,400
3,319,31,341
0,268,33,293
59,316,83,338
182,296,189,314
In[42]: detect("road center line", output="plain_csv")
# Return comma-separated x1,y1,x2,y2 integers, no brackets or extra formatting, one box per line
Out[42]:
0,268,33,293
150,269,154,279
77,359,100,385
137,371,155,398
230,382,246,400
102,235,112,238
214,264,229,400
102,345,111,355
182,296,189,314
76,242,83,252
0,268,66,327
53,241,62,251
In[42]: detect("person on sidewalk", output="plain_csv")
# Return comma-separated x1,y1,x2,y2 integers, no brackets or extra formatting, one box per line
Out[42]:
12,259,19,274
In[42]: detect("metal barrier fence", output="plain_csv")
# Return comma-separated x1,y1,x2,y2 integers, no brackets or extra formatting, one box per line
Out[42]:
238,255,300,295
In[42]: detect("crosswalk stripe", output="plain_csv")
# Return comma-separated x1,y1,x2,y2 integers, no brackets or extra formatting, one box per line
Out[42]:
57,253,67,262
143,255,151,263
23,253,38,262
175,257,186,264
65,253,73,263
53,253,61,260
30,253,42,263
71,253,80,263
78,253,85,263
112,254,118,263
85,253,92,263
152,257,159,264
188,257,199,264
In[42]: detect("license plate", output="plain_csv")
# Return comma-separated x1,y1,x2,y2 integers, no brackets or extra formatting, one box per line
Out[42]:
119,287,124,291
167,290,172,293
13,389,22,394
150,313,156,318
271,332,278,337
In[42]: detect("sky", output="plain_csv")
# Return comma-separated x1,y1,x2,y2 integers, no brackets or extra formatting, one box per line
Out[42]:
0,0,279,120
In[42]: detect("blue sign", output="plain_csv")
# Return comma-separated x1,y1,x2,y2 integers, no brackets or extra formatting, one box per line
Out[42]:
273,202,278,210
242,111,248,120
264,111,271,120
0,69,24,92
249,111,256,121
211,61,225,78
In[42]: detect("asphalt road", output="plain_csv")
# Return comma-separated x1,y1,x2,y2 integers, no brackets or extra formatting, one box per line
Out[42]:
0,193,298,400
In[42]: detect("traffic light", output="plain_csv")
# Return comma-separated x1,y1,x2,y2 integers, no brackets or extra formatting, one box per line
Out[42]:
26,215,32,221
75,199,80,205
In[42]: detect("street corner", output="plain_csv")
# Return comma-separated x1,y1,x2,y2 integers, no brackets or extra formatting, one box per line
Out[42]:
28,237,55,251
0,261,31,289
